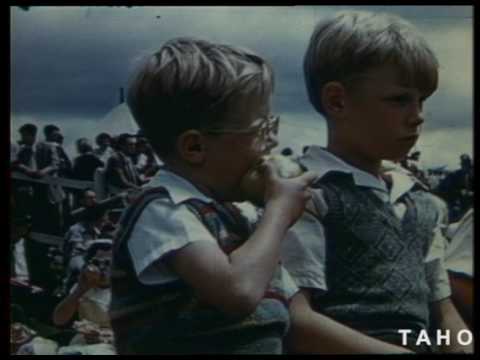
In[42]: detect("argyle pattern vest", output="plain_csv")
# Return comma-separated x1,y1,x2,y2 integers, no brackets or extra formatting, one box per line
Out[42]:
310,172,437,338
110,187,290,354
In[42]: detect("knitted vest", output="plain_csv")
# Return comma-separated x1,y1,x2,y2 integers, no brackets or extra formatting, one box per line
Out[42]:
310,172,437,338
110,187,290,354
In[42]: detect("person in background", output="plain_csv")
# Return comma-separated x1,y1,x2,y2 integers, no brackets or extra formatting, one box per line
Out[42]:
132,136,161,181
53,240,115,353
67,188,99,228
40,124,73,178
93,133,115,164
436,154,473,223
72,138,105,181
105,133,144,192
11,124,42,219
62,206,110,295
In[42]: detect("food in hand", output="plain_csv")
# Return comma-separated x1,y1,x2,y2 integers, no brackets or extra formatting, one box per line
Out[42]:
240,154,304,205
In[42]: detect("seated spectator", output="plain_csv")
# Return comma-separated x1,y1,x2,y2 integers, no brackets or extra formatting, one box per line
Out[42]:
70,188,98,222
52,240,115,353
93,133,115,164
132,136,161,181
62,206,110,293
105,133,144,192
79,188,98,209
72,139,104,181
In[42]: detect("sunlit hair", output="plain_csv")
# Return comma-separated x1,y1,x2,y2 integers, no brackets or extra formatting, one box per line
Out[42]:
127,37,274,157
304,10,439,116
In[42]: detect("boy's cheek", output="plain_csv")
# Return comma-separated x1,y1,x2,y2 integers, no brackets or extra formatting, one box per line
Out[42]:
238,165,266,206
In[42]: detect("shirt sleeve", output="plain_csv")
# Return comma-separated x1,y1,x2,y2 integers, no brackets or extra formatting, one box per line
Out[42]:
444,210,473,277
280,205,328,292
424,214,452,302
279,266,300,300
66,226,84,244
127,198,217,285
50,144,61,170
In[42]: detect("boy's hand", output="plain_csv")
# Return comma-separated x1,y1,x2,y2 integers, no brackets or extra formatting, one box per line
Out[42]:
240,157,317,224
263,162,317,225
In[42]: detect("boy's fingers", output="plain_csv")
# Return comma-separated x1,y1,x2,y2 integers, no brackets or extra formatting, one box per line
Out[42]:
298,171,318,186
258,159,277,180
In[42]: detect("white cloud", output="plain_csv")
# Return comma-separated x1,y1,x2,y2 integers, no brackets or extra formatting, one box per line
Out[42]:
424,23,473,99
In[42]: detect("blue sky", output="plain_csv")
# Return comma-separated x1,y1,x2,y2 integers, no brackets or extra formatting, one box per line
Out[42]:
10,6,473,169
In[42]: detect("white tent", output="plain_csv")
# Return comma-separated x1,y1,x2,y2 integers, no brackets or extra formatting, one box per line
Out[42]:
95,103,139,136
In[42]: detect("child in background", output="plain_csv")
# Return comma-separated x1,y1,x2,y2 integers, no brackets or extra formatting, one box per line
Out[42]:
53,239,114,351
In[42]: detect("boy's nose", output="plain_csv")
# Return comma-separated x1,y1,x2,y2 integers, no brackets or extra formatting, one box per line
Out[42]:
409,113,424,127
408,104,425,127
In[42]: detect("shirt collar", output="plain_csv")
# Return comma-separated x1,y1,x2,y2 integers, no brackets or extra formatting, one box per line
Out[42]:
147,168,214,205
382,161,429,203
300,145,389,193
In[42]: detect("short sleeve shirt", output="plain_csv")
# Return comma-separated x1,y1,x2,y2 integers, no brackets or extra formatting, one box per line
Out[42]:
127,169,298,298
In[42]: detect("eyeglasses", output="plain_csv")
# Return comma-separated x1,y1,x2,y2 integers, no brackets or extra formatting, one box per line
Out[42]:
205,115,279,141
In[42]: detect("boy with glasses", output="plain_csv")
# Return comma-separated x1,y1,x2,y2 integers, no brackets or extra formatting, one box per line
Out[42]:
109,37,316,354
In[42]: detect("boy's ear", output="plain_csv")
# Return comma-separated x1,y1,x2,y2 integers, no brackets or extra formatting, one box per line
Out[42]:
321,81,347,117
176,130,207,164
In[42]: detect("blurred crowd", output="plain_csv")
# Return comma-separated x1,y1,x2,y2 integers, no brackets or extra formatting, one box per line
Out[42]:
10,123,162,354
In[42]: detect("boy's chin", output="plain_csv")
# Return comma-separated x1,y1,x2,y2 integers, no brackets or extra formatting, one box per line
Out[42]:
384,152,410,163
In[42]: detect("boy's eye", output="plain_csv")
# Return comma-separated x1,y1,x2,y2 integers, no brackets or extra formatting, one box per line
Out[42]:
386,95,412,104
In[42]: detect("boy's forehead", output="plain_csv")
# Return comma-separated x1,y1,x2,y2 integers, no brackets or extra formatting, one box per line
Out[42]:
356,64,435,92
227,94,271,121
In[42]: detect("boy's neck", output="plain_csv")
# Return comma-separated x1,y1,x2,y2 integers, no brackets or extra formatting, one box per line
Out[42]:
162,163,220,202
326,143,382,178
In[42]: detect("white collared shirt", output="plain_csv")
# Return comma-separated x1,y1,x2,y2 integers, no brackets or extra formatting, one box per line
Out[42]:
281,146,451,302
444,208,473,278
128,169,299,301
127,169,218,285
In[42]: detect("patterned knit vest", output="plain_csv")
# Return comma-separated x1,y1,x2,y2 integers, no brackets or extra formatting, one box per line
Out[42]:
109,187,290,354
310,172,437,338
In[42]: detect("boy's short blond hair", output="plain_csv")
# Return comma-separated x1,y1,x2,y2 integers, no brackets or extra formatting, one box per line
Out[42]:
127,37,274,157
304,10,439,116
